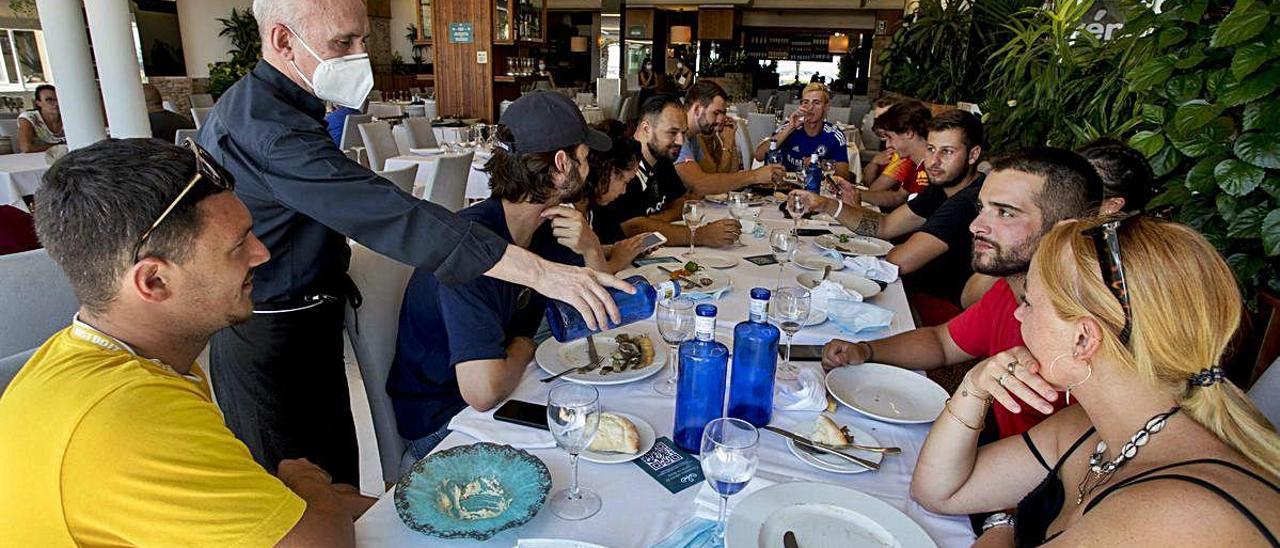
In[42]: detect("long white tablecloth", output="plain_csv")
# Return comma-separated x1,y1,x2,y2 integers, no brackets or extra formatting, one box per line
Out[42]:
0,152,50,211
353,204,974,548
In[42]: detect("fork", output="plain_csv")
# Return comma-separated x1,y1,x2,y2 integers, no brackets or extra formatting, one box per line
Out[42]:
539,336,605,383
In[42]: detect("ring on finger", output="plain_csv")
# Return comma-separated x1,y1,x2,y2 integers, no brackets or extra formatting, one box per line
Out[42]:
997,372,1009,386
1006,360,1018,374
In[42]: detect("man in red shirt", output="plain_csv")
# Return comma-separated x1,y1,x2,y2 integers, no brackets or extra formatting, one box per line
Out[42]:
822,147,1103,439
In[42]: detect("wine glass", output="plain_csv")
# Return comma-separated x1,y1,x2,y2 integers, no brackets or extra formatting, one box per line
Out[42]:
546,383,602,520
727,192,751,246
787,192,808,234
772,286,812,378
700,417,760,540
653,296,696,396
768,228,799,289
682,200,706,260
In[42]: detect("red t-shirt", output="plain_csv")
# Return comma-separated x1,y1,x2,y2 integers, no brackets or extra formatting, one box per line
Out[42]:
946,278,1068,438
881,155,929,195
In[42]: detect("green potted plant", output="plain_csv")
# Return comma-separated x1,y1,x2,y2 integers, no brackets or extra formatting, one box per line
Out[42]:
206,7,261,99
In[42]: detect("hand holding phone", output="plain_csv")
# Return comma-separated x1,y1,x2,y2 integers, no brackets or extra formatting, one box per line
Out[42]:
637,231,668,254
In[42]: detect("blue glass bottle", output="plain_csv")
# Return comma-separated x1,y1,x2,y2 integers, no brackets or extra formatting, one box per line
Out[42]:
546,276,679,343
765,139,781,165
673,304,730,454
804,152,823,193
728,288,781,427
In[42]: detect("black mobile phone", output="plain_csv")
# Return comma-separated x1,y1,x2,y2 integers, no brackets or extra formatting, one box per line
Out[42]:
493,399,549,431
796,228,832,237
744,253,779,266
782,344,825,361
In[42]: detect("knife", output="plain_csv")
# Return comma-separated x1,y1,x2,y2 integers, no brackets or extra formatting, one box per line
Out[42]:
763,425,881,470
783,531,799,548
586,334,600,368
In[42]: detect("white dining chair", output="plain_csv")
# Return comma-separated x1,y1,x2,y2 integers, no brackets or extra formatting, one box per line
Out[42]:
733,102,757,115
735,121,753,171
190,107,213,129
174,128,198,146
343,243,415,484
1249,356,1280,428
366,102,404,119
188,93,214,108
828,106,853,125
0,248,79,365
747,112,777,152
339,113,374,167
359,121,400,172
422,152,473,211
576,92,595,106
375,163,418,195
402,117,438,149
0,119,20,139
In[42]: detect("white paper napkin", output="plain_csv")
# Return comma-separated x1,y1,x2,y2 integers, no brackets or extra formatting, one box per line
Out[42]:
828,300,895,334
693,476,777,519
843,255,899,283
447,406,557,449
810,279,862,311
773,361,829,412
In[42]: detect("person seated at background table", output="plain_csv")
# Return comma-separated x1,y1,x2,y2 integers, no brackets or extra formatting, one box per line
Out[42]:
324,104,360,146
592,95,741,248
861,100,933,209
752,82,851,181
912,215,1280,547
672,58,694,91
790,109,987,308
143,84,195,144
0,138,372,546
959,137,1156,308
862,95,905,183
674,81,784,193
17,84,64,153
388,93,611,459
570,119,655,274
822,148,1104,440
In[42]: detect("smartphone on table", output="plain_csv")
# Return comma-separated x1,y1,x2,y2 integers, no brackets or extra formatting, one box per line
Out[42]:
493,399,549,431
782,344,825,361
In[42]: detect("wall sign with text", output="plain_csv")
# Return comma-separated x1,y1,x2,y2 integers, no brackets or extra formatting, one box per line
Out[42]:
449,22,473,44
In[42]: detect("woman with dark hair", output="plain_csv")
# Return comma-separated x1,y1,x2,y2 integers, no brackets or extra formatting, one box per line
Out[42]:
18,85,64,153
562,119,650,273
637,56,657,110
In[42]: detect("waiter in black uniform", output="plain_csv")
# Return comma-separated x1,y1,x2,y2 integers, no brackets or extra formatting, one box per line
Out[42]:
199,0,628,484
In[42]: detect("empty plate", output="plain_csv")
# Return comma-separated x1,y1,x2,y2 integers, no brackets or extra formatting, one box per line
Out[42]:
796,271,881,300
793,254,844,271
814,234,893,257
687,252,739,269
725,482,936,548
825,363,949,424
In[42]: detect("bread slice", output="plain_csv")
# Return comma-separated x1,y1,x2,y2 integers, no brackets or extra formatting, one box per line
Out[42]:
810,414,850,447
588,412,641,454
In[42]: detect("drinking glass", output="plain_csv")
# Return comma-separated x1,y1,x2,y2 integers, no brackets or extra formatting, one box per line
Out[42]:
682,200,706,260
546,383,602,520
653,295,696,396
820,159,837,195
772,286,812,378
727,192,751,246
768,228,799,289
787,192,808,234
700,417,760,540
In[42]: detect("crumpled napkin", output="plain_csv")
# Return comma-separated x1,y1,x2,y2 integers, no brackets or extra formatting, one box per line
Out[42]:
773,361,828,411
843,255,900,283
809,279,862,311
827,299,895,335
685,283,732,301
447,405,557,449
649,477,781,548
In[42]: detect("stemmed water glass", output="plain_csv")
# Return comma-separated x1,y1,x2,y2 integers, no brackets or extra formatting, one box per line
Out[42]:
653,295,696,396
769,228,799,289
700,417,760,541
727,192,751,247
772,286,812,378
682,200,706,260
787,192,808,234
546,383,602,520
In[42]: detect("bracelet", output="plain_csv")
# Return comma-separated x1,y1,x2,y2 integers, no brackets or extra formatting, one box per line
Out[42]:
960,375,992,403
857,341,874,362
832,198,844,219
944,398,983,431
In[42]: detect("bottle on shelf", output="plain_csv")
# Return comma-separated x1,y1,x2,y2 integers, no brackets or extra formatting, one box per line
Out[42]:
545,275,679,343
673,304,731,453
728,288,781,427
805,152,823,193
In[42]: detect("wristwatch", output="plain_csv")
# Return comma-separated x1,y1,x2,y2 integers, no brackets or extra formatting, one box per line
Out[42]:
982,512,1016,532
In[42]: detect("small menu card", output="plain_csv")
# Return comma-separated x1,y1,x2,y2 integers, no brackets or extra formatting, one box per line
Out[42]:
632,436,704,494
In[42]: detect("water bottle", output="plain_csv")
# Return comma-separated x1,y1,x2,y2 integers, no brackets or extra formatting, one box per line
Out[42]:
673,304,730,453
545,275,679,343
728,288,781,427
804,152,823,193
765,139,781,165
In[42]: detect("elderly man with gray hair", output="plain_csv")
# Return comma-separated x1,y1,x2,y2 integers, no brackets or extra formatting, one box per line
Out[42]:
198,0,630,486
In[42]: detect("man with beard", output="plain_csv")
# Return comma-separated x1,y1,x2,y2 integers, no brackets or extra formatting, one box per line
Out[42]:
790,110,986,305
388,93,613,458
0,139,372,545
592,95,741,247
674,81,784,192
821,147,1103,439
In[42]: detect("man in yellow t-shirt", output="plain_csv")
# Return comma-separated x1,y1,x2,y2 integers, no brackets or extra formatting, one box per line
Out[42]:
0,137,372,546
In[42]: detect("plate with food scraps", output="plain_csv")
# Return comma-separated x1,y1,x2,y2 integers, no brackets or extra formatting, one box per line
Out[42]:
621,262,733,296
704,193,769,207
793,253,844,272
580,412,657,464
784,416,885,474
534,326,666,386
686,252,738,269
814,233,894,257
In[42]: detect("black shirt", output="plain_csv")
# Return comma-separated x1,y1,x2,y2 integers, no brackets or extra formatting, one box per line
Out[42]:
591,153,686,244
198,61,508,304
148,110,194,144
901,174,984,304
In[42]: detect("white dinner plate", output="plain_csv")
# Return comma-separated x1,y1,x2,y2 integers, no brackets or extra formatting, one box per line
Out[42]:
814,234,894,257
825,363,949,424
705,193,769,207
796,271,882,300
784,421,884,474
793,253,844,272
535,326,666,386
687,252,739,269
725,482,936,548
580,412,656,464
620,264,732,297
769,307,826,327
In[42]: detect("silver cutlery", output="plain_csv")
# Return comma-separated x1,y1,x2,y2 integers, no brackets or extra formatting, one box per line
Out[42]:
539,336,605,383
763,425,881,470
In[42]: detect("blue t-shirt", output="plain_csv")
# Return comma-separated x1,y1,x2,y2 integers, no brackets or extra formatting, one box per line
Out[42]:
387,199,581,440
774,121,849,172
324,106,359,146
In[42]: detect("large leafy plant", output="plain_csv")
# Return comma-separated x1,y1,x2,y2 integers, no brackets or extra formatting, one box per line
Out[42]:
207,7,261,99
1129,0,1280,303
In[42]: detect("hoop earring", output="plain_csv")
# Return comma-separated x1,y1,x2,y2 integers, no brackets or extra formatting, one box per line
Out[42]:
1048,353,1093,405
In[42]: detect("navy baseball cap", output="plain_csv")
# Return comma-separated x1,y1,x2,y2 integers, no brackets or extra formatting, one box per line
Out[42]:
498,91,611,155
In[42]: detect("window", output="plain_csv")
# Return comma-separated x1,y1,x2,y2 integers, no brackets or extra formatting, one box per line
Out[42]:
770,60,840,87
0,29,50,91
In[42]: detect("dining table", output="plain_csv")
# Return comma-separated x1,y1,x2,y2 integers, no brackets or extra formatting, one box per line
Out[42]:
0,152,51,212
382,145,494,203
353,202,975,547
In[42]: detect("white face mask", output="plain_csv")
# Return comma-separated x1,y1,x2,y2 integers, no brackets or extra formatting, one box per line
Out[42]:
287,26,373,109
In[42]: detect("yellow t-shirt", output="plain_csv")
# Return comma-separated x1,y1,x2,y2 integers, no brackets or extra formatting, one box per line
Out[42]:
0,324,306,546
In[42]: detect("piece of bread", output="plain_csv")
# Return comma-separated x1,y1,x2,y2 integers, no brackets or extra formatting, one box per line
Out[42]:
588,412,641,454
810,414,850,447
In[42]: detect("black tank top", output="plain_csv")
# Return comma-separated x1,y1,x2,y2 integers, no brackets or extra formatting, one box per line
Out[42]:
1014,428,1279,547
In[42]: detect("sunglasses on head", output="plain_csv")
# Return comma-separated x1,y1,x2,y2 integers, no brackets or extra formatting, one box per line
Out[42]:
132,139,235,263
1080,211,1139,346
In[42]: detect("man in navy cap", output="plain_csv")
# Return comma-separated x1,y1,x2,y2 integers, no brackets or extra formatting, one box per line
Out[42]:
388,92,611,458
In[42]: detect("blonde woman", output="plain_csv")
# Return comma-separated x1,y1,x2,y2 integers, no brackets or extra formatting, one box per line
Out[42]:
912,215,1279,547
